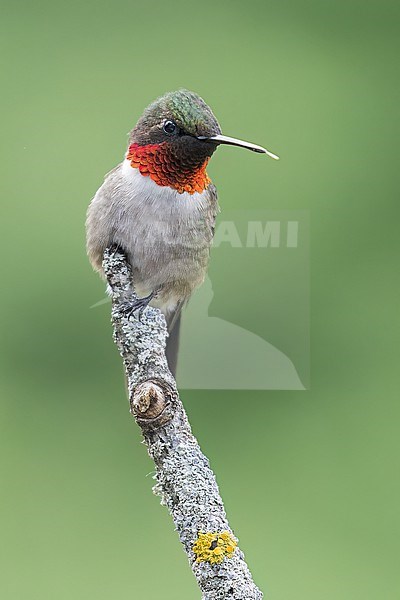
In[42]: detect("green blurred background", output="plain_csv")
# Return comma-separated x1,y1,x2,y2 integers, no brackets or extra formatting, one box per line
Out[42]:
1,0,398,598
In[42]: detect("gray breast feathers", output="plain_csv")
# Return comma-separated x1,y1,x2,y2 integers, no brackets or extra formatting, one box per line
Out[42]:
86,163,219,308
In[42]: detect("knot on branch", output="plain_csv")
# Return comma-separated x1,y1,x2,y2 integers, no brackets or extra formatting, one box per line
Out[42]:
130,381,174,427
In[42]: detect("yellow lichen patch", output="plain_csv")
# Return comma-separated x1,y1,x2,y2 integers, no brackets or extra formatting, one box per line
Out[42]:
192,531,237,565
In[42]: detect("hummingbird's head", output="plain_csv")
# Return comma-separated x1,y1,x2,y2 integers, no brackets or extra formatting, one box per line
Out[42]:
126,89,278,195
130,89,222,147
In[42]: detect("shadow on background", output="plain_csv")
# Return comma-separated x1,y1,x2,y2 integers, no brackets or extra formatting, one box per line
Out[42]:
178,277,305,389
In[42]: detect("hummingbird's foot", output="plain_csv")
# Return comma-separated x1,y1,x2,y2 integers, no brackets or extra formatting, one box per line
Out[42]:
108,243,117,252
120,291,156,321
107,243,124,256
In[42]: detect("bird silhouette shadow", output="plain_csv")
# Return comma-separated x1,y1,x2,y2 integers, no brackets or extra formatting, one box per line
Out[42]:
177,276,305,390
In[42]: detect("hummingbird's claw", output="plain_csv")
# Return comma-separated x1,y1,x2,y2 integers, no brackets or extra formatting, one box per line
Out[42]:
120,291,156,321
107,243,123,257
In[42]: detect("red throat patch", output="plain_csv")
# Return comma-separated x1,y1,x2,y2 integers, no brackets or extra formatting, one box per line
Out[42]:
126,143,211,194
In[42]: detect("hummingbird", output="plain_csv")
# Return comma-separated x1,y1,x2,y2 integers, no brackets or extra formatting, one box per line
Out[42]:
86,89,278,375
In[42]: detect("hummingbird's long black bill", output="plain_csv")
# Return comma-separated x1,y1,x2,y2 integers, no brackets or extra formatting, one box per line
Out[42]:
198,134,279,159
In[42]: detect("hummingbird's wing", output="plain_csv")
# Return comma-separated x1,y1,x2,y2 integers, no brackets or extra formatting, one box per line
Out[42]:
165,184,219,379
208,183,220,237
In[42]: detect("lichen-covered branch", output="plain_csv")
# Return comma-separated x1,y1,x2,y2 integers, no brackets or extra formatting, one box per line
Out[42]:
103,247,263,600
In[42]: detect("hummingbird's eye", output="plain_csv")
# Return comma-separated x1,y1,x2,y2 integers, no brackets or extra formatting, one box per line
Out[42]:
163,120,177,134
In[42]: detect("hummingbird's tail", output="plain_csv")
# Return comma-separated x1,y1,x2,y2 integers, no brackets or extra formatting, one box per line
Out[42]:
166,311,181,378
